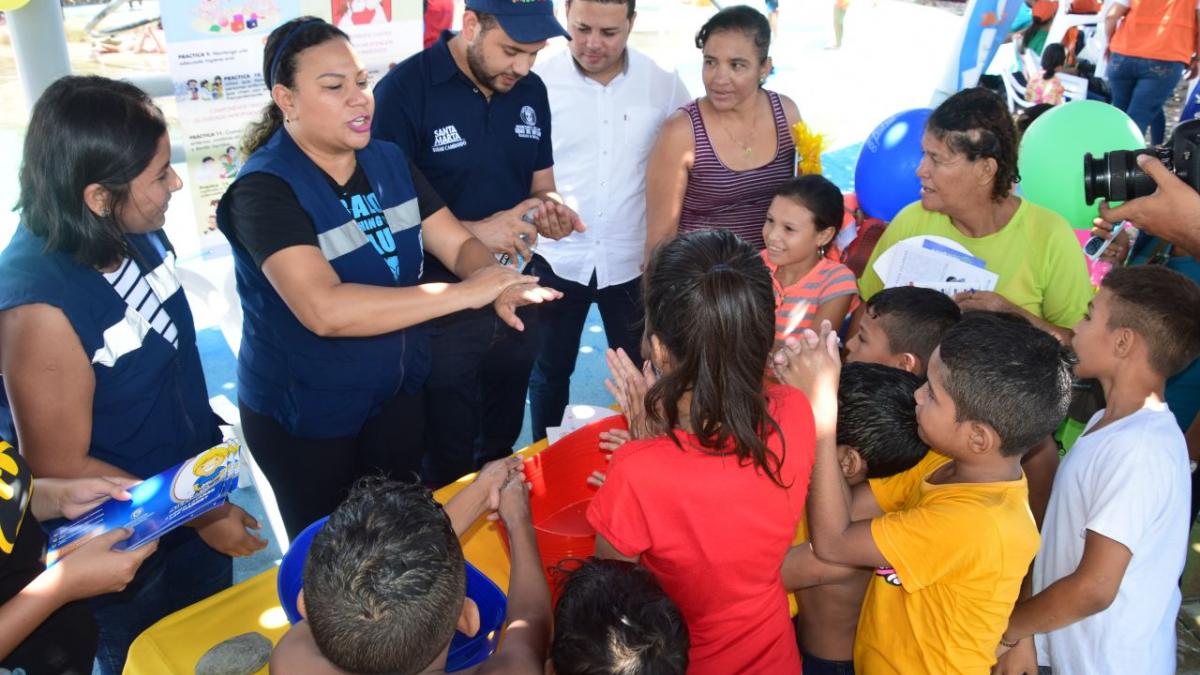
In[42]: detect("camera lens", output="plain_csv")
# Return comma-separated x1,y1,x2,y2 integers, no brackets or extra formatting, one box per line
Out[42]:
1083,152,1109,205
1083,149,1158,204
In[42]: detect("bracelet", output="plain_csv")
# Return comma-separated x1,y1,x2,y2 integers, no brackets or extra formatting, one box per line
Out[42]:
999,634,1020,649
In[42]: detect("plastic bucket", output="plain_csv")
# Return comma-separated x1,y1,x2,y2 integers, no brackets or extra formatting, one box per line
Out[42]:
500,415,629,598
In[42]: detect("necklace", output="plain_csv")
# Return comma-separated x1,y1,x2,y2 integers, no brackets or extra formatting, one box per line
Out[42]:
721,116,756,158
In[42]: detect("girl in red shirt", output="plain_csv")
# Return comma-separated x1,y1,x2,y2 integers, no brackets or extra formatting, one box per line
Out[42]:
588,229,816,675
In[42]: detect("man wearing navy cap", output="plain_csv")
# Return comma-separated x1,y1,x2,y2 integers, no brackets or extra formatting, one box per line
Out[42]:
373,0,582,485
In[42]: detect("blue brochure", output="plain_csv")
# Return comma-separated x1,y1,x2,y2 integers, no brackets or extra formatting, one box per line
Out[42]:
46,441,241,565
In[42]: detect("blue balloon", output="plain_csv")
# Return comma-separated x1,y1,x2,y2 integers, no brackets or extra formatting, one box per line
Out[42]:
854,108,932,222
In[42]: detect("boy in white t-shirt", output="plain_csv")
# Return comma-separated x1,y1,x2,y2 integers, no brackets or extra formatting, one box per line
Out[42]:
995,266,1200,674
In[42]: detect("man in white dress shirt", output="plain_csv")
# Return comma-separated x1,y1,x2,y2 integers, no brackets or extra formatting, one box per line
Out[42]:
528,0,690,441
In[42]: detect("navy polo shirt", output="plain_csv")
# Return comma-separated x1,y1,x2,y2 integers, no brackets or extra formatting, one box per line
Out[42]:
373,31,554,282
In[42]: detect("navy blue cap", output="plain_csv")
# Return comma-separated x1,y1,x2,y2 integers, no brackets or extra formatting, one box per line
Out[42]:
465,0,570,43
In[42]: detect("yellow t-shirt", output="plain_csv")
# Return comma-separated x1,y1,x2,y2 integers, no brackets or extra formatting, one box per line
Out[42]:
855,452,1039,674
858,199,1094,329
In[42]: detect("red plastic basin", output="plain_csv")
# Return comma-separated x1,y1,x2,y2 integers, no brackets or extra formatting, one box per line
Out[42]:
500,414,628,598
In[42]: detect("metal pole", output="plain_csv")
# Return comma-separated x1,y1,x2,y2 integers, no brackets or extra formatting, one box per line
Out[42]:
9,0,72,113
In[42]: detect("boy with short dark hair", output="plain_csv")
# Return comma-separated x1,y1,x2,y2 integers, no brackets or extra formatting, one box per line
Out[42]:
995,266,1200,675
792,363,928,674
846,286,961,377
270,456,551,674
550,558,689,675
777,315,1073,673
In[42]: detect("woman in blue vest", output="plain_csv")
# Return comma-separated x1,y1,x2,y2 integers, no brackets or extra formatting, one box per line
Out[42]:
217,18,556,539
0,77,268,674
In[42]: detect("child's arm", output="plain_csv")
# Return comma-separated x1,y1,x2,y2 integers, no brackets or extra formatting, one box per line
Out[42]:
1000,530,1131,648
443,456,523,537
30,476,138,521
773,324,889,569
479,476,553,675
1021,435,1060,529
810,295,854,336
0,528,155,661
781,542,864,591
993,572,1038,674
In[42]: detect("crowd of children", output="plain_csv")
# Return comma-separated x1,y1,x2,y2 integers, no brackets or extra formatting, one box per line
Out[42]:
266,186,1200,674
21,11,1187,672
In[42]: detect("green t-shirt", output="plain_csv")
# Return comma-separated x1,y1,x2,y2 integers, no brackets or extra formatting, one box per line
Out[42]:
858,199,1094,329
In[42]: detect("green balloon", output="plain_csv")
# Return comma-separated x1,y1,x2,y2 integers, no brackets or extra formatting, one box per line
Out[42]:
1018,101,1145,230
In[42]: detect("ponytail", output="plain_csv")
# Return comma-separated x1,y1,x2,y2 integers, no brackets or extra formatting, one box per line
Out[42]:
1041,43,1066,81
642,230,787,487
241,104,284,158
242,17,349,158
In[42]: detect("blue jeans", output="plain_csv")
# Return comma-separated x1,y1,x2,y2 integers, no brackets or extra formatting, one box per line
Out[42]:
90,527,231,674
802,651,856,675
526,256,643,442
1107,52,1186,144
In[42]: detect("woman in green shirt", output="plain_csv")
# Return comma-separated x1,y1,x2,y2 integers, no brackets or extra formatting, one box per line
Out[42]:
858,88,1093,343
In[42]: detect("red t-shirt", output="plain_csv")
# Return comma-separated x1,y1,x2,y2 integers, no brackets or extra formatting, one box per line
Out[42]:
587,385,815,675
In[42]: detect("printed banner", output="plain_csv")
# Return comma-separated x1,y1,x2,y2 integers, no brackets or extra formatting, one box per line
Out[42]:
161,0,421,246
932,0,1023,105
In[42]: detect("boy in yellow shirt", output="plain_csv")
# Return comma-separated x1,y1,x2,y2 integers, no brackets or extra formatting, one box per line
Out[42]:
792,363,928,673
778,315,1073,674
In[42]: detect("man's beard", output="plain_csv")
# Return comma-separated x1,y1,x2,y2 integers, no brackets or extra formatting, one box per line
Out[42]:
466,39,520,93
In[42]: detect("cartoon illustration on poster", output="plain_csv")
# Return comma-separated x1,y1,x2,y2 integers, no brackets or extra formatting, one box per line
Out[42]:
162,0,295,43
332,0,390,28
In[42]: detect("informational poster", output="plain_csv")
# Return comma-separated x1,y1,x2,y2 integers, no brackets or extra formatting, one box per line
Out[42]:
161,0,421,246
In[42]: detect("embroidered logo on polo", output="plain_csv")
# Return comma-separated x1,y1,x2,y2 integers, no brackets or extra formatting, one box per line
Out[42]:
515,105,542,140
432,124,467,153
875,566,903,587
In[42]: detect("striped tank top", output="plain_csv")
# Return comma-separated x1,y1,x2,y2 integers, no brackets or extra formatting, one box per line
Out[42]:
679,90,796,249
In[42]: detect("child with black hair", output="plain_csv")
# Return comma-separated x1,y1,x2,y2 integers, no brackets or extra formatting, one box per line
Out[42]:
995,266,1200,675
550,558,689,675
845,286,961,377
777,314,1073,673
593,229,814,674
1026,43,1068,105
792,363,928,674
846,297,1061,527
270,456,551,674
762,176,858,343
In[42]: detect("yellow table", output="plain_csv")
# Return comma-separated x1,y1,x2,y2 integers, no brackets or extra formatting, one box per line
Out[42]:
124,440,548,675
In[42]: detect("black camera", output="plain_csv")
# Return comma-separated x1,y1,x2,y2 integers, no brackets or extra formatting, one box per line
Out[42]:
1083,118,1200,204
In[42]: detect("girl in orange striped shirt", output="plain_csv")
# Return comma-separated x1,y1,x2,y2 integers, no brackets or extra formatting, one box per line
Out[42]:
761,176,858,346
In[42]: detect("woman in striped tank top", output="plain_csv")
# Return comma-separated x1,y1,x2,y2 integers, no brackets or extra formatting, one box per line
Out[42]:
645,5,801,258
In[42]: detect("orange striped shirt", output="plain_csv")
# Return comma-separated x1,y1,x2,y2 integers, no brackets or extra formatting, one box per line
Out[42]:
762,253,858,343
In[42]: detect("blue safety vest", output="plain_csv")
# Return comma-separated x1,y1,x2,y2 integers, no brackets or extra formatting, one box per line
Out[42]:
217,129,424,438
0,227,222,478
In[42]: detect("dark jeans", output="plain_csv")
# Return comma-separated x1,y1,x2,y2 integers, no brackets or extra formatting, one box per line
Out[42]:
1108,53,1186,144
240,388,426,539
802,651,855,675
90,527,232,675
527,255,643,442
421,303,539,485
